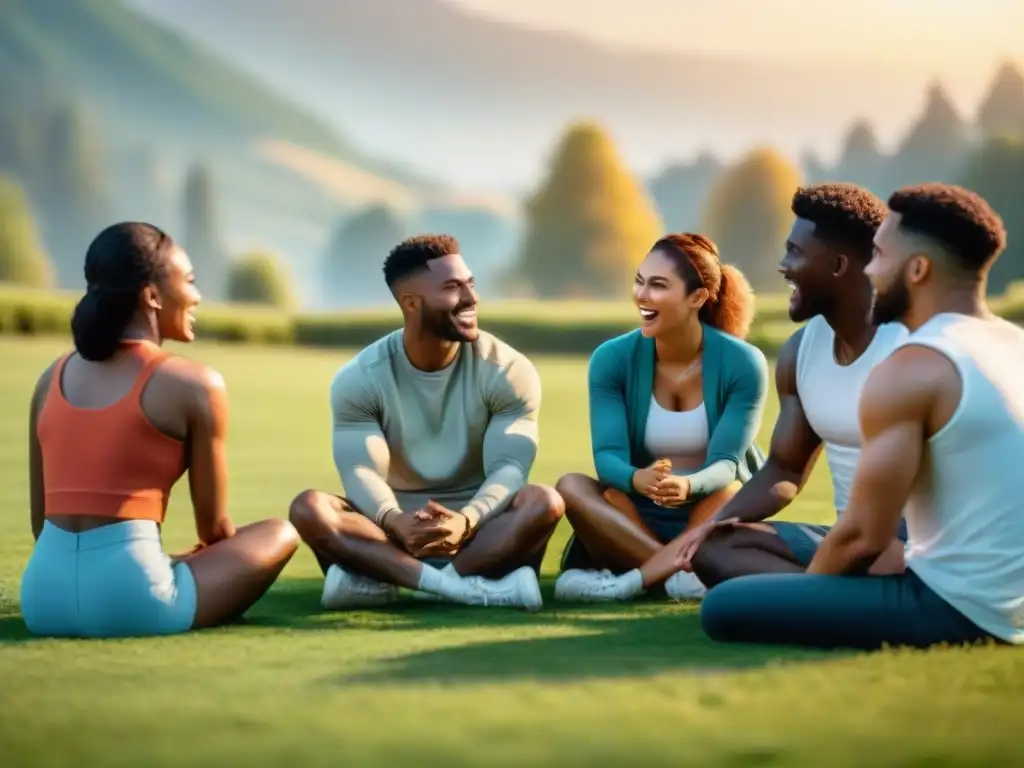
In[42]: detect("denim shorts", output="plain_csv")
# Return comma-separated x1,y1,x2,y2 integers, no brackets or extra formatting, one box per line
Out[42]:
21,520,197,638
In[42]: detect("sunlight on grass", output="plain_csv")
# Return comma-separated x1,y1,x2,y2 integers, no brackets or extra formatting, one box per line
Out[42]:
0,337,1019,767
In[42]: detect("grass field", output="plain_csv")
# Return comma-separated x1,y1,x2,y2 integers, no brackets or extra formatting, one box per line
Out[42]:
0,337,1021,767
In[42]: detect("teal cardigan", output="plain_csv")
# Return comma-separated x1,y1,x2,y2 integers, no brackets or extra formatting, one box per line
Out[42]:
588,324,769,499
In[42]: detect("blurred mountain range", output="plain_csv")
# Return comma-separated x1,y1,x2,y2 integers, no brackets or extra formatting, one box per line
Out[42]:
129,0,957,190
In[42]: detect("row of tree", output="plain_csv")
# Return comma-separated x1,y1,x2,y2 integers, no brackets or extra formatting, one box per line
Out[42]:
0,102,236,296
2,63,1024,305
516,63,1024,297
0,170,292,308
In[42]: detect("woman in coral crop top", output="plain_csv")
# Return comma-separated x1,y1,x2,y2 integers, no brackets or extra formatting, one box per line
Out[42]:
20,222,299,638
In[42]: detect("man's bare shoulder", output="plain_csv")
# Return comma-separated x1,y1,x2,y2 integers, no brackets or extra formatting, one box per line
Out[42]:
859,344,958,427
773,326,807,394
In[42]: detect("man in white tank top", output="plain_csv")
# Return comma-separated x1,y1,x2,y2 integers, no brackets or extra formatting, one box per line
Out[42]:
700,182,1022,649
675,183,909,585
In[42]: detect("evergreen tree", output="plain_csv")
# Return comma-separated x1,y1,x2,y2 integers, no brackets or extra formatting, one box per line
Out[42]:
182,162,228,300
977,62,1024,140
321,203,407,308
834,119,887,194
39,104,110,288
960,136,1024,294
892,82,970,187
649,152,722,234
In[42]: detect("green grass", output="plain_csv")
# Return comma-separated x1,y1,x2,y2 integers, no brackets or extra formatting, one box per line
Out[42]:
0,338,1020,767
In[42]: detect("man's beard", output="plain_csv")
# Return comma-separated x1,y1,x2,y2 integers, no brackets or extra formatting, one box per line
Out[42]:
421,301,476,342
870,278,910,326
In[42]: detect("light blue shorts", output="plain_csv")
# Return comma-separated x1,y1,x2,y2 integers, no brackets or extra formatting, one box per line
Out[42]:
20,519,198,638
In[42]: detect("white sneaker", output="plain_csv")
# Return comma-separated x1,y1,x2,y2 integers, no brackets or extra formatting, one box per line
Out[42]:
665,569,707,601
321,564,398,609
554,568,640,603
456,566,543,612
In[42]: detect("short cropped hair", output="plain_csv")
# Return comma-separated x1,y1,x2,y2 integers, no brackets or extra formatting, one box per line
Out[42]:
382,234,460,289
791,182,887,261
887,183,1006,273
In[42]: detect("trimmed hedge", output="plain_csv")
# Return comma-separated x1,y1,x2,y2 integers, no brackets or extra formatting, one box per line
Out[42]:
2,284,1022,357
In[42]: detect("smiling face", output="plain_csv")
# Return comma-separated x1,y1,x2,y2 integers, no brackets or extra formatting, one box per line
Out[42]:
865,212,916,326
777,217,843,323
411,253,479,342
633,247,707,338
151,245,201,343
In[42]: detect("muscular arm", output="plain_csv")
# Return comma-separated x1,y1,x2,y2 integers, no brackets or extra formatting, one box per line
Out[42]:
186,367,236,545
710,329,823,524
28,363,56,540
330,364,403,528
460,356,541,528
807,347,944,575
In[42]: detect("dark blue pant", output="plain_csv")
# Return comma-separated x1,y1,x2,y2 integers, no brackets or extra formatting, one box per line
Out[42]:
700,569,996,650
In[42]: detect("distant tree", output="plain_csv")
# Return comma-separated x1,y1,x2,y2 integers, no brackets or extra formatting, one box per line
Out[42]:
960,136,1024,294
977,61,1024,140
226,251,293,309
39,104,111,288
834,119,887,194
701,147,802,292
416,203,517,297
118,146,174,230
518,121,663,298
0,111,42,191
649,152,722,233
182,162,228,300
322,203,407,308
0,175,53,289
891,82,971,187
799,150,827,185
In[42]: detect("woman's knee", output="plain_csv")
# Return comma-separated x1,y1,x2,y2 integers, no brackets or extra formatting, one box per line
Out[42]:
236,517,300,562
554,472,595,506
265,517,300,557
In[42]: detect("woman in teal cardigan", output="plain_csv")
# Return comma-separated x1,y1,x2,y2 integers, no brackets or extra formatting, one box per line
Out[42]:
555,233,769,603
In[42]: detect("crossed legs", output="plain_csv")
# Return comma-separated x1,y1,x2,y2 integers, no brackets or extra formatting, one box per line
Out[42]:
553,472,738,602
691,521,909,589
288,484,564,609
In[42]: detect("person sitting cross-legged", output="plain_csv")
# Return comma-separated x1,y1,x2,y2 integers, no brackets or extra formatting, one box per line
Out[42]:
673,183,910,587
701,183,1024,650
288,234,563,611
553,233,769,604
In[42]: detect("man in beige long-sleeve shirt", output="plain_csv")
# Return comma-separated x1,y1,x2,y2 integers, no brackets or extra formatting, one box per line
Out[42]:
289,234,564,610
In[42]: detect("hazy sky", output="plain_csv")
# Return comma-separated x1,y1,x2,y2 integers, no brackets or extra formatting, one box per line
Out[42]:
452,0,1024,78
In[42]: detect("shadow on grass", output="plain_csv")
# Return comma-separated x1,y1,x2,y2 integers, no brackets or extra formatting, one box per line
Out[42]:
0,614,32,644
331,608,842,685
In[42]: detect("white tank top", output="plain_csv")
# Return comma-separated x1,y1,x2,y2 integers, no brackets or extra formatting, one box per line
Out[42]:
796,316,909,512
898,313,1024,644
644,396,709,458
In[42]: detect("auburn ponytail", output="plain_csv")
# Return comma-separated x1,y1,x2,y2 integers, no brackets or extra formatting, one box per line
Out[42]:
698,263,755,339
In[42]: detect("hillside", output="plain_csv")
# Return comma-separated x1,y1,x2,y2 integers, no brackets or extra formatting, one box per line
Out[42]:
128,0,934,189
0,0,435,190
